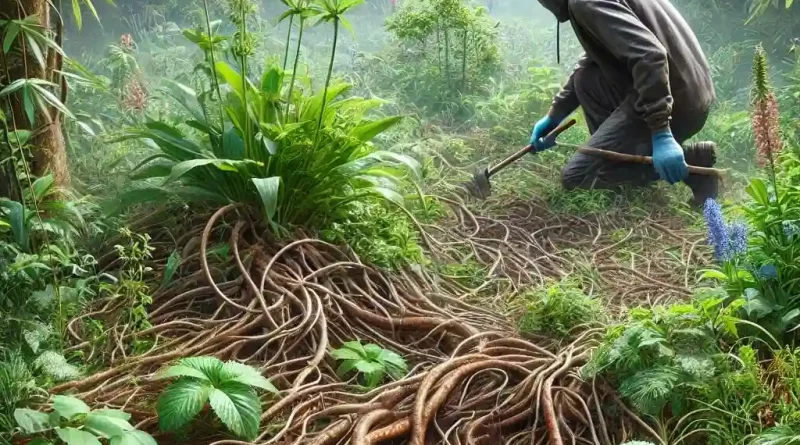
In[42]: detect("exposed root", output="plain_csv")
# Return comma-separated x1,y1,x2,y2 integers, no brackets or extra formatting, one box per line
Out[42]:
54,193,701,445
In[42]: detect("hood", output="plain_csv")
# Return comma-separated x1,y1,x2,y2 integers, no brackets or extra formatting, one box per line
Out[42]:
537,0,570,22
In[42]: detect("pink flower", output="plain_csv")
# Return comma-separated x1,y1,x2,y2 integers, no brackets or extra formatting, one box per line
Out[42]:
751,91,782,167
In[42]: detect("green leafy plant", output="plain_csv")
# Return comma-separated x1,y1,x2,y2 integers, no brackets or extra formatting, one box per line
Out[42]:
155,356,277,440
99,228,155,335
582,288,741,417
320,200,425,269
116,16,419,233
331,341,408,388
13,395,156,445
516,279,605,339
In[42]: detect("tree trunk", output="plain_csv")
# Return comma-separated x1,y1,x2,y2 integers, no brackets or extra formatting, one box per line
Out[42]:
2,0,71,189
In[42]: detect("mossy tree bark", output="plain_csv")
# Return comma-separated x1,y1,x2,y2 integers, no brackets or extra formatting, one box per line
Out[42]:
1,0,70,191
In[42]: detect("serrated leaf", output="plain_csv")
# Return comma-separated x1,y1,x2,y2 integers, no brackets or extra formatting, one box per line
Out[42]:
14,408,51,433
156,364,211,382
222,361,278,393
176,356,223,378
52,395,90,419
84,412,134,438
56,427,102,445
354,360,383,375
109,431,158,445
157,379,212,432
208,382,261,440
341,341,366,356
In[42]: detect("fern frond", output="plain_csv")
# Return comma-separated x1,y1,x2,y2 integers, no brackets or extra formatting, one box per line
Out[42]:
618,365,681,415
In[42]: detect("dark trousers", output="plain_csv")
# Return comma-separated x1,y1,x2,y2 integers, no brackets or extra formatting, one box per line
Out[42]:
562,63,709,191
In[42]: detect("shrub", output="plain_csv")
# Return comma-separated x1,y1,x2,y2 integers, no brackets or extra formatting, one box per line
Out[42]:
517,279,604,339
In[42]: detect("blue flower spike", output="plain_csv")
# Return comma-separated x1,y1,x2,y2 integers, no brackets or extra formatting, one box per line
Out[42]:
703,198,730,262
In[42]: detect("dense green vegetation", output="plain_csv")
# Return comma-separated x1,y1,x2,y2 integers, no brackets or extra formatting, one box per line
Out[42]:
3,0,800,444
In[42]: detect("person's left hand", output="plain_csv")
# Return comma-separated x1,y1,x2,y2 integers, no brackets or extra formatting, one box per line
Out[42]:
651,129,689,184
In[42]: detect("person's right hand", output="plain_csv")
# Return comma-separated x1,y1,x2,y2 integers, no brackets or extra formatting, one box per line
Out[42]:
529,115,564,152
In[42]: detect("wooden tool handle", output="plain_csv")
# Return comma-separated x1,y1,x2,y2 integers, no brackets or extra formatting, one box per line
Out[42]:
487,119,578,177
573,146,727,178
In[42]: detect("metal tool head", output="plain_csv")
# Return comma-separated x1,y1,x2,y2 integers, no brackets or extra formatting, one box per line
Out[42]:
461,167,492,200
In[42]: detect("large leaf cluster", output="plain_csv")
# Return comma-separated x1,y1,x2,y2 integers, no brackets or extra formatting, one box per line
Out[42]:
14,395,156,445
155,356,277,441
116,36,418,232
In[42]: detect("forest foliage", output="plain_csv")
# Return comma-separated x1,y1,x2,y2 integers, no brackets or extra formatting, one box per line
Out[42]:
3,0,800,444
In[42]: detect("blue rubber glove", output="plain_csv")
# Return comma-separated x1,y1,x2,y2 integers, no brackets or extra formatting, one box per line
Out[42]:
651,129,689,184
529,115,564,152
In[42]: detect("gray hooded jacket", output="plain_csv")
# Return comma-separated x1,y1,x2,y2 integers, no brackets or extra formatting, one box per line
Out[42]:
540,0,715,131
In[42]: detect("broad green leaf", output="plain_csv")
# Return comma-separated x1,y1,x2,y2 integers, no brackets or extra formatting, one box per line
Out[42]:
354,360,383,375
52,395,90,419
56,427,102,445
222,361,278,393
371,187,405,207
336,360,358,377
208,382,261,440
700,269,728,281
341,341,366,356
162,250,181,286
91,410,131,421
166,159,223,184
109,431,158,445
331,348,363,361
251,177,281,222
14,408,51,433
156,364,210,382
157,379,212,432
3,22,20,54
131,160,174,180
7,129,32,146
378,350,407,374
363,344,383,359
746,179,770,207
221,128,245,159
261,64,284,97
31,174,55,200
782,309,800,325
788,0,794,8
215,62,247,101
84,412,134,438
0,199,28,249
